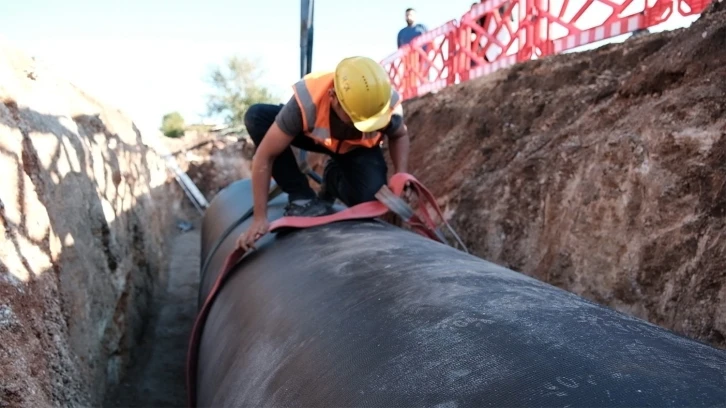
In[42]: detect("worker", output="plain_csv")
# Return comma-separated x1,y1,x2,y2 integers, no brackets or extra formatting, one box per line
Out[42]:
237,56,411,251
397,8,428,48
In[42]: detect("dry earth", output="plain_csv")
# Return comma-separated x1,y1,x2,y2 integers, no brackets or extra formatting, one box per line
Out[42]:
0,38,183,406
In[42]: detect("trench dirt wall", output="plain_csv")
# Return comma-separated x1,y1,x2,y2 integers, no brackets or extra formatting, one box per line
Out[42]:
0,39,180,406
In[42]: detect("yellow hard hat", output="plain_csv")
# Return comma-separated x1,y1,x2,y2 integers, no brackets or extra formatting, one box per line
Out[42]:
333,56,393,133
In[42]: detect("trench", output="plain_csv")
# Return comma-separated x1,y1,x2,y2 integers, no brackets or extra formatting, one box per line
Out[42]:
103,214,201,407
102,138,248,407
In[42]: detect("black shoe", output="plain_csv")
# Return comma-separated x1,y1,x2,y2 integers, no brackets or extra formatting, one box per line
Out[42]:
283,197,333,217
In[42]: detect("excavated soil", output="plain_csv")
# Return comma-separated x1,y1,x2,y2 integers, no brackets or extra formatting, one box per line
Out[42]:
172,137,253,201
401,3,726,349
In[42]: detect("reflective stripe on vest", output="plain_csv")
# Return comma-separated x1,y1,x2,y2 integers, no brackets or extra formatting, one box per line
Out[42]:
293,80,318,134
311,127,330,139
292,73,400,153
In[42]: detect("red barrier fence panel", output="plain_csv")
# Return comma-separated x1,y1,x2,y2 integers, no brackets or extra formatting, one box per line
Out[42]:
539,0,710,54
533,0,652,55
644,0,676,27
380,48,410,99
380,21,458,100
407,21,459,98
549,13,644,53
677,0,712,15
380,0,713,100
456,0,533,82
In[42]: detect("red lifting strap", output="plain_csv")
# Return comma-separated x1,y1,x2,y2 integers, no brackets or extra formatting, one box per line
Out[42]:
185,173,466,407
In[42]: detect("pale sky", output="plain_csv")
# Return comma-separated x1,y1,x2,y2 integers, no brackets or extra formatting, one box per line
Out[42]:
1,0,700,135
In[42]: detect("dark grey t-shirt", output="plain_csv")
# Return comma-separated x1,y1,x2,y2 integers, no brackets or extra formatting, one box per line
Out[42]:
275,96,403,141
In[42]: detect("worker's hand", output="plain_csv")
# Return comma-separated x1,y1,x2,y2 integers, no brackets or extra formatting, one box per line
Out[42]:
237,216,270,252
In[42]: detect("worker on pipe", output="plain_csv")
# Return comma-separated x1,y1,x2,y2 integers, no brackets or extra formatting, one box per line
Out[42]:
238,56,411,251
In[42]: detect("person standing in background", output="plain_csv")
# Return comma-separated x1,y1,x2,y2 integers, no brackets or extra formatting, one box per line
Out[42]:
397,8,428,48
397,7,429,83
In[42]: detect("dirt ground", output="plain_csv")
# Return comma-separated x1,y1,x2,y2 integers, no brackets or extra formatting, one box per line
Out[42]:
103,209,200,408
401,3,726,348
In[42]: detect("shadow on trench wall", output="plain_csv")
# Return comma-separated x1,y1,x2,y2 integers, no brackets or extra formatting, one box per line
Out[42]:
0,99,183,407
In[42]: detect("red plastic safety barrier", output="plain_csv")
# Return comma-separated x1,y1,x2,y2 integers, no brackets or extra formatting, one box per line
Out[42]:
455,0,532,82
678,0,712,15
536,0,653,55
548,14,645,54
382,21,459,99
381,0,713,100
380,48,409,98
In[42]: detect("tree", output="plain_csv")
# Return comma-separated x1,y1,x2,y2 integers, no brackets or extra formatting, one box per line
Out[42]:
161,111,185,138
205,56,279,128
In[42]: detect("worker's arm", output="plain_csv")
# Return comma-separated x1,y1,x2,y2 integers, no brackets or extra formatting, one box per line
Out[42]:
239,99,304,251
238,122,294,251
384,106,410,174
250,122,294,219
387,125,409,174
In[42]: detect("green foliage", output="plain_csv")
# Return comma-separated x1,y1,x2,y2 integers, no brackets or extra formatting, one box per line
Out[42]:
205,56,278,127
160,111,185,138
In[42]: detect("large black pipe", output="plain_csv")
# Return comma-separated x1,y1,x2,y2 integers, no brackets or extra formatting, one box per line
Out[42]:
196,179,726,407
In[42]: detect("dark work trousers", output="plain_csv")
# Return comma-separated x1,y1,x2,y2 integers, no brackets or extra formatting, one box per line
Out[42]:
244,103,388,207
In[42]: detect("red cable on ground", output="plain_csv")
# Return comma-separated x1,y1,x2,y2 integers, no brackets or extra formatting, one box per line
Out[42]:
185,173,455,407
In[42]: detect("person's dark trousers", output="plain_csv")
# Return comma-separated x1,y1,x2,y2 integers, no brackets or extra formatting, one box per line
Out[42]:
244,103,388,207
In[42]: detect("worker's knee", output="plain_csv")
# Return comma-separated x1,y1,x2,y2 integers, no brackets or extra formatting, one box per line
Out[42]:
341,169,387,205
351,180,386,204
351,155,388,204
244,103,278,146
322,148,388,206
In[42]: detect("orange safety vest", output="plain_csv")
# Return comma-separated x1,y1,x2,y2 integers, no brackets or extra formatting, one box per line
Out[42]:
291,72,401,154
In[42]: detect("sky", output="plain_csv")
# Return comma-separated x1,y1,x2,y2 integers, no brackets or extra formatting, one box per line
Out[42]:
0,0,701,136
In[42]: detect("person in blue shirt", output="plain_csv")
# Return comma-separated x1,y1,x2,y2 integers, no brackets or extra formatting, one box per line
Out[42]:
397,8,428,48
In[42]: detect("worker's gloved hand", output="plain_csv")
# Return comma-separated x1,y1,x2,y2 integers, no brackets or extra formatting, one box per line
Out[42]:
237,216,270,252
